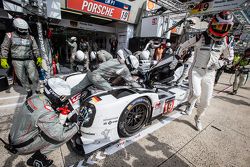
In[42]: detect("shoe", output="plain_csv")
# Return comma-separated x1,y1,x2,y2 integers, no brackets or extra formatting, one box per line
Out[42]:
27,151,53,167
26,90,33,99
231,90,237,95
183,105,192,115
194,115,202,131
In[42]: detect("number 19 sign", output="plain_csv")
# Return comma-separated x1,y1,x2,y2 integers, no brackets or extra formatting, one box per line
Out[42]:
67,0,131,22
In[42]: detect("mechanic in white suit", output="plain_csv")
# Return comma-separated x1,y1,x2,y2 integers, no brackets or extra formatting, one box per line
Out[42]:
172,11,234,131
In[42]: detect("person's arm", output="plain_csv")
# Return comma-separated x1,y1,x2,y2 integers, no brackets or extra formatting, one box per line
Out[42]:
1,33,11,58
66,41,74,47
37,111,79,142
176,36,199,58
119,67,141,88
31,36,40,58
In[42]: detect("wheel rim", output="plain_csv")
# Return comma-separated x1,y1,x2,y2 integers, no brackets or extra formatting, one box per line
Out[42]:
124,103,148,133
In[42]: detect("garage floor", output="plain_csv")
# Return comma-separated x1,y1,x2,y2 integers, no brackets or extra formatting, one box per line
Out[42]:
0,72,249,167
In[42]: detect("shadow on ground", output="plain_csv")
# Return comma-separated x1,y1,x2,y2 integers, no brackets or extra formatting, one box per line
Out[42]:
214,96,250,106
64,133,193,167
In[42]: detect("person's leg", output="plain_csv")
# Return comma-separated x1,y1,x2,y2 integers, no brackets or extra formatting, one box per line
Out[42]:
195,71,215,130
232,70,240,94
70,73,92,96
26,60,40,93
12,60,31,92
185,69,202,115
214,67,223,85
238,73,247,88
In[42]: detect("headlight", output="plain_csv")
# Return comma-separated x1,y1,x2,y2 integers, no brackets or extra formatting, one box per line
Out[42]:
80,102,96,127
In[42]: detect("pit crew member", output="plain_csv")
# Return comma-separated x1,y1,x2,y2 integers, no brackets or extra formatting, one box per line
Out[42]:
8,78,81,167
1,18,41,99
66,37,77,70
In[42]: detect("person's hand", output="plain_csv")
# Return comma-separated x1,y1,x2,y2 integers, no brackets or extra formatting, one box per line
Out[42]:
36,57,42,67
77,115,84,127
0,58,9,69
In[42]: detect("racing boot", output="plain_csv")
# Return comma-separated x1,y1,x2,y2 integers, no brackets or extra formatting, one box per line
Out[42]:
231,90,237,95
26,90,33,99
182,104,193,115
27,151,53,167
194,115,202,131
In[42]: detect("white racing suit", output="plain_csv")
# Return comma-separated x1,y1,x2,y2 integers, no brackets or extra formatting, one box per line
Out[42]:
1,32,40,92
178,31,234,119
70,59,141,95
9,95,79,155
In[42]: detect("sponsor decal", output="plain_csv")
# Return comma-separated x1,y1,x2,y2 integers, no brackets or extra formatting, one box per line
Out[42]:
90,96,102,104
103,120,118,125
83,132,95,135
154,101,161,110
70,93,81,104
27,99,38,110
163,100,174,114
67,0,131,21
101,129,110,139
152,17,158,25
44,105,53,112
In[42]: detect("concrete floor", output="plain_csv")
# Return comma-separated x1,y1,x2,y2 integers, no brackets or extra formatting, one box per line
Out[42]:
0,72,249,167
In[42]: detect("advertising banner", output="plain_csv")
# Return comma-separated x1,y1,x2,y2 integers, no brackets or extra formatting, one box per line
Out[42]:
190,0,247,15
66,0,131,22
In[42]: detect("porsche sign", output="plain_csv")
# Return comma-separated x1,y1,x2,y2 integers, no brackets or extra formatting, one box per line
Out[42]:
66,0,131,22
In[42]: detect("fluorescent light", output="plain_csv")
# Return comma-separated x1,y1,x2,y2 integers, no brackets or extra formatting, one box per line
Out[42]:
90,15,112,21
61,9,82,15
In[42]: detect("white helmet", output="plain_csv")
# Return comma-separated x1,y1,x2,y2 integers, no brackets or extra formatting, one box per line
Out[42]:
44,78,71,104
125,55,139,71
13,18,29,34
139,50,150,60
166,42,171,47
76,50,87,61
71,36,77,42
117,48,132,64
90,51,97,61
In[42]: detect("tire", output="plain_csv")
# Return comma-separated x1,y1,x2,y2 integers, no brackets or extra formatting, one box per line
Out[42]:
118,97,151,137
66,133,85,157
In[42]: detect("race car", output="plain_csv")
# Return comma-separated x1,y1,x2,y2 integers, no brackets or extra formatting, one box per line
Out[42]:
63,72,189,156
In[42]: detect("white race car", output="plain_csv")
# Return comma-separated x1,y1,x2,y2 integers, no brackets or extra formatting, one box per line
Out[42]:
63,72,189,156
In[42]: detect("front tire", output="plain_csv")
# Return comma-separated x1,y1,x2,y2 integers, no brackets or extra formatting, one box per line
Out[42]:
118,97,151,137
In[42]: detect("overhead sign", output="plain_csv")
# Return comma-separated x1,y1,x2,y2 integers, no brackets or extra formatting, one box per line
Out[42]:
66,0,131,22
190,0,247,15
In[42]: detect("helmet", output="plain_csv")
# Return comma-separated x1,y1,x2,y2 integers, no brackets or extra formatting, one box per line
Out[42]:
125,55,139,71
139,50,150,60
76,50,87,61
208,11,234,40
90,51,97,61
13,18,29,35
117,48,132,64
166,42,171,47
71,36,77,42
44,78,71,105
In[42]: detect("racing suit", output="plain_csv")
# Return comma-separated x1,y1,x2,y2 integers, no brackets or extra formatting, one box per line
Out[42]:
67,40,77,70
1,32,40,92
178,31,234,119
232,56,250,92
71,59,141,95
97,50,113,62
176,51,194,85
9,94,79,155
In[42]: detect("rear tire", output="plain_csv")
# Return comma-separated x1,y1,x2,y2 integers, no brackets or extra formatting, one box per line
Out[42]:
118,97,151,137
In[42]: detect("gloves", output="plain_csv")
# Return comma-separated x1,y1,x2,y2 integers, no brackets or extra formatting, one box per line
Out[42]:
1,58,9,69
36,57,43,67
68,113,84,127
